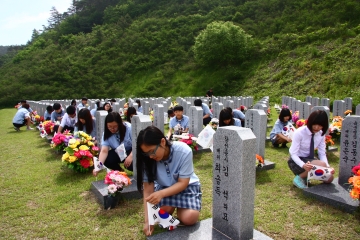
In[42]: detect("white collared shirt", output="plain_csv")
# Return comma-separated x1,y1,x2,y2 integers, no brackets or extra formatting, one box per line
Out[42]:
289,126,329,168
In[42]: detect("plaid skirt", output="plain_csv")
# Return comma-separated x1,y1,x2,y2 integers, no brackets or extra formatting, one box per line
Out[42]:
155,184,202,211
288,156,317,175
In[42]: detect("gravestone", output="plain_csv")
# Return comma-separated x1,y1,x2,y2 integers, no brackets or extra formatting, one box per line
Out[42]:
143,101,150,115
305,96,312,103
95,110,108,149
344,97,353,111
213,102,224,119
321,98,330,108
333,100,345,117
338,116,360,184
303,115,360,213
132,103,138,111
188,106,203,137
253,103,267,112
245,109,275,171
153,104,164,133
225,100,234,109
299,102,312,120
356,104,360,115
311,97,319,107
295,100,301,112
113,102,120,114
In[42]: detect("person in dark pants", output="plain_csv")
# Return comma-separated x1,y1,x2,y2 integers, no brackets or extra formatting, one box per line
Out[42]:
194,99,213,126
92,112,133,177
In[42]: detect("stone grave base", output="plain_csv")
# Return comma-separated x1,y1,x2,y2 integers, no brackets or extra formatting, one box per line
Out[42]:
195,145,212,154
147,218,273,240
90,179,142,207
327,146,338,152
303,178,359,214
46,135,53,143
257,160,275,171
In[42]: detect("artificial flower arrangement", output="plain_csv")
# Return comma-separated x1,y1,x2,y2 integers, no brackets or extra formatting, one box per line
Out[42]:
34,115,44,124
61,131,97,172
348,163,360,200
177,133,198,152
325,135,335,149
208,118,219,130
51,132,74,152
256,154,264,168
169,101,178,109
149,110,154,122
344,110,352,116
295,119,307,128
104,170,132,209
329,116,343,141
281,104,289,109
173,123,184,135
292,111,299,124
42,121,55,135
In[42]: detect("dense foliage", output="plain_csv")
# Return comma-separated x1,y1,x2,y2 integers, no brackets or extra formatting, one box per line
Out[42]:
0,0,360,107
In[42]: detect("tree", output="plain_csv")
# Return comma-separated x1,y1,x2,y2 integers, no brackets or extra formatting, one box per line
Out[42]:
193,21,254,67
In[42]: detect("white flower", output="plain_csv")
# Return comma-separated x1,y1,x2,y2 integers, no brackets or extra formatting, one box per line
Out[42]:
108,184,118,194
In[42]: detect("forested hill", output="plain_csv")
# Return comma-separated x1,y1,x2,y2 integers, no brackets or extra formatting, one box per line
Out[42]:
1,0,360,108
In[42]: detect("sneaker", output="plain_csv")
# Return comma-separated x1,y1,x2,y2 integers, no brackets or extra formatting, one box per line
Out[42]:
13,126,20,131
293,175,308,189
26,127,34,130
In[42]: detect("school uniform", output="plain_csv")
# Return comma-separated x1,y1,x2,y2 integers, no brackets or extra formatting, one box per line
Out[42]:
74,118,97,138
201,103,213,126
101,122,133,171
59,113,77,132
169,115,189,131
143,141,202,210
12,108,30,128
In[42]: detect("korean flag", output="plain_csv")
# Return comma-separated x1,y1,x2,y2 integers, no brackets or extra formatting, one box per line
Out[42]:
307,165,332,182
147,202,180,229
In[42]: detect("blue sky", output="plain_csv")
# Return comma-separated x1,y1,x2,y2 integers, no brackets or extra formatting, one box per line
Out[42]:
0,0,73,46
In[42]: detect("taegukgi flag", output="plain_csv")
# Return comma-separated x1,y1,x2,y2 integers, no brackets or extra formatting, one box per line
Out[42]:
147,202,180,229
307,165,332,182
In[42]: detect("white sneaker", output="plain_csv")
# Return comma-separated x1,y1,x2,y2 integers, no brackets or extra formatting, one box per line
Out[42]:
27,127,34,130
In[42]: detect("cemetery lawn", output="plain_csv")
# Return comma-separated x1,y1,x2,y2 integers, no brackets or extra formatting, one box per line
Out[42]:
1,107,360,239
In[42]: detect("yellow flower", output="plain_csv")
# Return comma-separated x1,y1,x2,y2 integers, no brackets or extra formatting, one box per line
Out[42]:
79,145,89,151
68,156,78,163
89,159,94,167
87,141,94,147
68,139,77,145
62,152,70,161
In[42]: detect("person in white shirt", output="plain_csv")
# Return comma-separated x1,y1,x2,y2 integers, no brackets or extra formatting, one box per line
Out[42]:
58,106,77,133
288,110,335,189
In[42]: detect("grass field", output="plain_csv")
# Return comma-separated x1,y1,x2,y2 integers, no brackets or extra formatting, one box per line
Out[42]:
1,107,359,239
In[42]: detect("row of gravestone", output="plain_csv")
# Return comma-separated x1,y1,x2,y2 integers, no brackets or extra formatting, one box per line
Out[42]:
282,96,359,118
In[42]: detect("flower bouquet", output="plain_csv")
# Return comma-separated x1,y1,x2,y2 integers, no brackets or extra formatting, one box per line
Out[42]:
295,119,307,128
256,154,264,168
149,110,154,122
348,163,360,200
104,170,132,209
61,131,96,172
209,118,219,131
292,111,299,124
329,116,343,141
344,110,352,116
33,114,44,124
51,133,73,152
325,135,335,149
177,134,198,152
42,121,55,135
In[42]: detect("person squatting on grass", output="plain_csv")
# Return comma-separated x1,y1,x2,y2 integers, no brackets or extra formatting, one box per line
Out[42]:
288,110,335,189
12,103,34,131
92,112,133,175
136,126,202,236
270,108,293,148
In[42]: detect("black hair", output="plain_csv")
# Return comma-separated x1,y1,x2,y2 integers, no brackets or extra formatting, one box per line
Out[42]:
53,103,61,110
307,110,329,136
23,103,30,109
126,107,137,123
167,108,174,114
71,99,76,106
76,108,93,134
66,105,76,115
136,99,141,107
110,98,116,102
46,105,53,113
194,99,202,107
173,105,184,112
219,108,234,127
136,126,172,192
278,108,292,122
103,102,113,113
20,100,26,103
103,112,126,141
95,101,100,108
82,97,88,101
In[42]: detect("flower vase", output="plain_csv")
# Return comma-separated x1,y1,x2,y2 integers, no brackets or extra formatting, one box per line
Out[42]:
104,194,120,210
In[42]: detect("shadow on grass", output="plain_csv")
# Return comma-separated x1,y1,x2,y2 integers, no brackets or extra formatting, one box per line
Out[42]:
55,168,91,185
256,170,272,185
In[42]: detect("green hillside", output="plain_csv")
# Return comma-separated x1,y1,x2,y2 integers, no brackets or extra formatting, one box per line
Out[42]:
0,0,360,107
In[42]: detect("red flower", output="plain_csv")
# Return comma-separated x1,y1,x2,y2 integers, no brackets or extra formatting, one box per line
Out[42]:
79,159,91,168
352,165,360,176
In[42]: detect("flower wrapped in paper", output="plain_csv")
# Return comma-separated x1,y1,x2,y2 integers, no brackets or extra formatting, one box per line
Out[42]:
104,170,132,196
208,118,219,130
42,121,55,135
